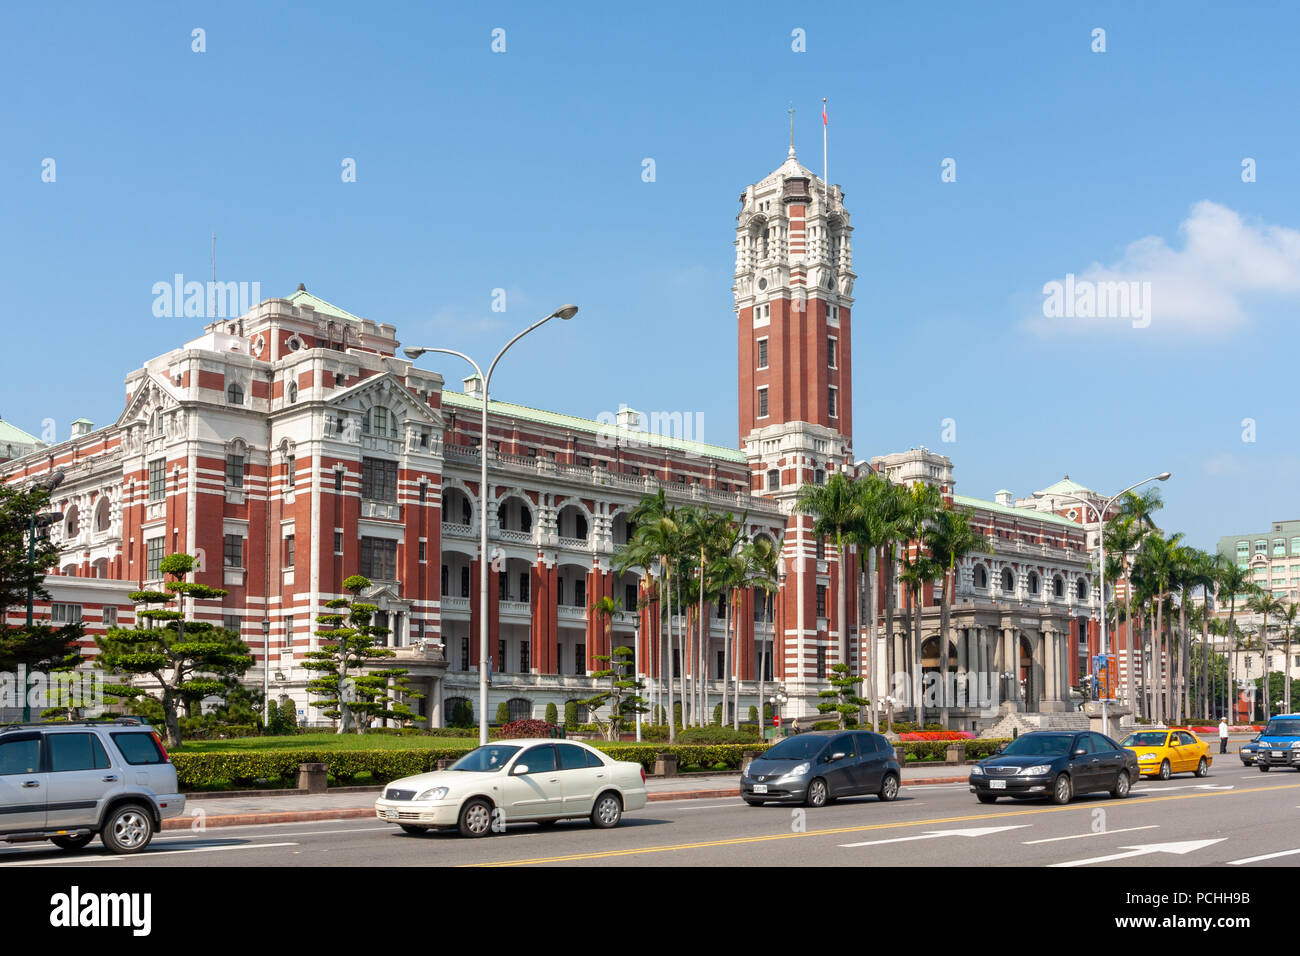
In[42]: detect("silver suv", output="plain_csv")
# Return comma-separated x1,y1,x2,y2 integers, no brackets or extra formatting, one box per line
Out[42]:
0,719,185,854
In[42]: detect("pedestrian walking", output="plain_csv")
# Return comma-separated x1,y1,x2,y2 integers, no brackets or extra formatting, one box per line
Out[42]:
1219,717,1229,754
790,716,802,735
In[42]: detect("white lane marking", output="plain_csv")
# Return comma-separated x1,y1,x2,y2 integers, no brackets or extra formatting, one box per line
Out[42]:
1227,848,1300,866
0,842,299,867
1023,825,1159,845
154,825,386,842
672,804,738,811
1050,838,1225,868
840,825,1028,848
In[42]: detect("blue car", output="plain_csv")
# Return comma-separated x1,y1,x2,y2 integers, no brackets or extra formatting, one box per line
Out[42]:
1253,714,1300,771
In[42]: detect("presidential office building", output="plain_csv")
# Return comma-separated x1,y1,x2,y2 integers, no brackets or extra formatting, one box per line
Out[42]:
3,147,1109,730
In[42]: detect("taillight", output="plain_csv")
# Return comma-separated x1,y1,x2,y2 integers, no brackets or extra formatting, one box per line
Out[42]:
152,732,171,763
640,766,646,784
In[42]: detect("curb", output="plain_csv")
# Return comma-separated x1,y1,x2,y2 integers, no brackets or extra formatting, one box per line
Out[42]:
167,775,972,829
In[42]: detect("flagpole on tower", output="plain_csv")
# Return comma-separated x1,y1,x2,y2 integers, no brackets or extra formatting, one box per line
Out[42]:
822,97,829,208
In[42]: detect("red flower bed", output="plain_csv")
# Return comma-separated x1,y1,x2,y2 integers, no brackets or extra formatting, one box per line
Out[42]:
898,731,974,741
497,719,558,739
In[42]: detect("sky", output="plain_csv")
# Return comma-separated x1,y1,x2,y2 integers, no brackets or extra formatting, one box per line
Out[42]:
2,0,1298,552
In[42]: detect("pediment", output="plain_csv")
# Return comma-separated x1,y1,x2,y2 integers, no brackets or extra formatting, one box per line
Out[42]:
326,372,439,425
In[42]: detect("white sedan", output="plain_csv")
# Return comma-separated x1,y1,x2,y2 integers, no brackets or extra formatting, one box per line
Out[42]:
374,738,648,837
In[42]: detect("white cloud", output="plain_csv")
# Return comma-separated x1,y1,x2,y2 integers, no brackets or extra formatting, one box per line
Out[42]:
1030,201,1300,333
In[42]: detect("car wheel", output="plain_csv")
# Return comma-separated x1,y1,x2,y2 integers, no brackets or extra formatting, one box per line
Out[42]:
977,794,998,804
100,803,154,855
50,834,94,851
1259,764,1271,772
1050,773,1073,805
1110,770,1131,799
1158,760,1172,780
743,799,765,807
806,778,829,808
878,773,900,802
458,798,494,837
590,792,622,829
1195,757,1209,778
399,824,430,835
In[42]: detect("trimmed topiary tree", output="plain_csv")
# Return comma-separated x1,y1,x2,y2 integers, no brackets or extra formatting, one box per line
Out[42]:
817,662,870,730
712,703,723,726
564,700,578,730
748,705,758,723
544,701,558,725
495,701,510,725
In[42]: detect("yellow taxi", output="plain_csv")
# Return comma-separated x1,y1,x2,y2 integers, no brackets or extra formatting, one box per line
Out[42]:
1119,728,1212,779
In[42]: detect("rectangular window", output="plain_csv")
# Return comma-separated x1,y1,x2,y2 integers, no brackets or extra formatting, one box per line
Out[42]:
461,637,470,671
359,537,397,580
222,614,240,633
1274,538,1287,557
334,531,343,554
334,470,344,491
757,387,769,418
716,650,725,679
757,338,769,369
575,643,586,675
498,571,508,601
574,579,586,607
460,566,470,598
519,572,530,603
418,483,427,503
816,584,827,618
828,385,838,418
361,457,398,502
283,534,295,568
285,455,296,491
520,641,530,673
224,533,243,568
146,538,164,580
147,458,165,502
625,583,637,611
816,646,827,679
225,454,244,488
48,734,110,773
827,337,837,368
50,603,83,624
418,541,427,562
498,639,507,672
284,615,294,649
103,606,118,628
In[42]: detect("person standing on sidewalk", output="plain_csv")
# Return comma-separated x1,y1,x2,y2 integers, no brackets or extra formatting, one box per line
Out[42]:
1219,717,1229,754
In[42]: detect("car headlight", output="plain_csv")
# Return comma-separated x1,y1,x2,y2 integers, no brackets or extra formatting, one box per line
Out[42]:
1290,741,1300,749
415,787,449,801
970,765,984,775
1020,764,1052,776
782,762,811,779
1138,753,1159,761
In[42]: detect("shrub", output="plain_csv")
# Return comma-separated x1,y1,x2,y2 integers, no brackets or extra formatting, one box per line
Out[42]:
564,701,578,730
748,706,758,723
265,701,280,734
544,702,558,725
498,719,557,739
495,701,510,725
712,704,722,726
674,725,760,745
898,731,974,741
447,699,474,729
673,702,683,729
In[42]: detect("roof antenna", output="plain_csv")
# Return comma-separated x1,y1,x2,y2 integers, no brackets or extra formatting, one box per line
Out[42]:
787,102,796,158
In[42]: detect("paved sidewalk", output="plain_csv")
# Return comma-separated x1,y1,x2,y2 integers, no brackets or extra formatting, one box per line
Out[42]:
164,764,971,831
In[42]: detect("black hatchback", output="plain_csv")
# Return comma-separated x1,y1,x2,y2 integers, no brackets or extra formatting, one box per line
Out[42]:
969,730,1139,805
741,730,902,807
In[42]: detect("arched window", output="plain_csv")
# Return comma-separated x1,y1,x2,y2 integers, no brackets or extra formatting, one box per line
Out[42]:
148,410,162,436
1076,578,1088,600
227,383,244,405
1001,568,1015,593
506,698,532,722
767,469,780,491
973,565,988,589
64,505,79,539
1028,572,1041,595
94,497,111,532
443,696,473,727
1053,576,1065,598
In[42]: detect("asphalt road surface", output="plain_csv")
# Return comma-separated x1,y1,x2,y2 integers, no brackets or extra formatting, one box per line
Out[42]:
3,764,1298,868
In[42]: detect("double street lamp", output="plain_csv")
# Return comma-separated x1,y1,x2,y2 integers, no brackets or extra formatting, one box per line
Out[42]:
405,304,578,745
1034,471,1170,737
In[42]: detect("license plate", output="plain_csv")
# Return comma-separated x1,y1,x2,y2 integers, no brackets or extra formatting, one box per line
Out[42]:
753,784,768,794
1274,751,1285,758
384,807,398,820
990,780,1007,790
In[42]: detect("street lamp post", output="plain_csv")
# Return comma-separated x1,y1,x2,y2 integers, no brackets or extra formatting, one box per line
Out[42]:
633,615,642,743
261,618,271,727
405,304,578,746
1033,471,1170,737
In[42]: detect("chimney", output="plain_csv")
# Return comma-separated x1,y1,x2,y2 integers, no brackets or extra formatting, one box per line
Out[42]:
71,418,94,439
463,374,484,399
616,405,642,431
994,489,1013,507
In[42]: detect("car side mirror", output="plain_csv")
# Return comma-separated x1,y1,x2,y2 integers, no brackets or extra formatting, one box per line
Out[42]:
1072,749,1087,758
511,764,529,775
830,752,847,762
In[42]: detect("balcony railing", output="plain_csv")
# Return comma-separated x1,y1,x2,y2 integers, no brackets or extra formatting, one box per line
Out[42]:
362,500,400,521
441,521,475,539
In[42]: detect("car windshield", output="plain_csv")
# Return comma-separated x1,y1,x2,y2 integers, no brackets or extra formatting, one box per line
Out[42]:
1122,733,1169,747
447,745,521,772
760,736,828,760
1262,720,1300,738
1000,734,1074,757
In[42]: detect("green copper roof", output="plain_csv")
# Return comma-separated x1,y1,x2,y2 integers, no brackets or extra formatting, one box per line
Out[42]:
287,289,367,324
0,418,40,446
442,390,746,462
1038,476,1094,496
953,493,1080,528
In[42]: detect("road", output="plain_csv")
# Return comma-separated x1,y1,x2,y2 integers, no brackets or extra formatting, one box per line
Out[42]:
3,763,1298,868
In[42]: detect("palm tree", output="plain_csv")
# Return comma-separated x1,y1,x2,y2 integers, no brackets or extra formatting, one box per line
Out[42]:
1116,489,1163,715
1136,532,1183,723
1249,591,1286,721
1215,557,1258,724
925,504,994,726
1104,516,1144,716
845,472,902,731
897,482,944,723
1280,602,1299,715
743,533,782,733
794,472,858,674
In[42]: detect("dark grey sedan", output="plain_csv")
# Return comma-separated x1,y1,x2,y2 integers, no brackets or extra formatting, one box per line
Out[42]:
969,730,1139,805
741,730,902,807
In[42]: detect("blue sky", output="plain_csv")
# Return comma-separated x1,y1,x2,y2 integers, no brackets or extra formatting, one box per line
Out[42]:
3,1,1298,551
